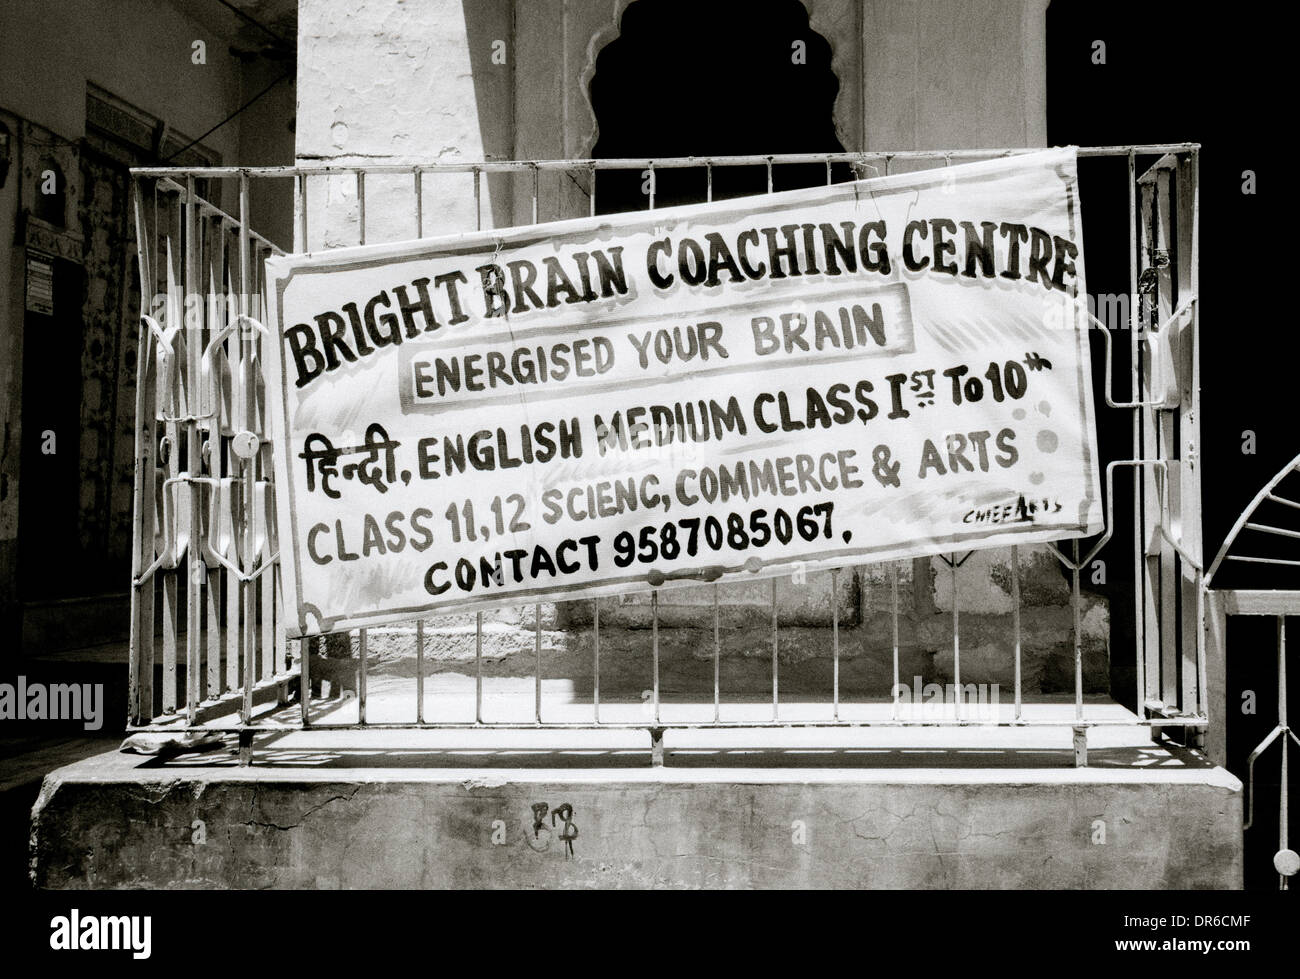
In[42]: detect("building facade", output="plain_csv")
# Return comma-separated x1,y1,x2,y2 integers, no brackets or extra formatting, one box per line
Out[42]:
0,0,295,653
19,0,1273,891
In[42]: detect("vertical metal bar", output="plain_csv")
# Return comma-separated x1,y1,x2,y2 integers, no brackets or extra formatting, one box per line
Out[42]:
260,488,274,681
300,636,310,727
831,568,840,721
358,627,368,724
1154,170,1178,712
356,171,366,246
1197,575,1209,732
951,554,961,720
1012,545,1022,721
1204,590,1228,766
825,159,832,185
1073,539,1084,720
647,163,655,210
184,177,201,724
474,167,482,232
162,190,181,716
224,226,240,697
128,178,157,724
534,604,542,723
766,158,773,194
414,169,423,238
238,175,255,725
224,543,239,689
296,173,307,251
143,182,162,722
651,590,660,723
203,215,222,701
1138,172,1161,713
132,175,155,302
712,583,720,723
588,163,597,217
475,610,483,723
890,561,900,720
592,600,600,723
1279,615,1290,889
531,164,539,225
274,569,287,700
1176,151,1203,722
416,618,425,724
771,577,779,721
706,163,713,203
254,239,273,688
1073,725,1088,768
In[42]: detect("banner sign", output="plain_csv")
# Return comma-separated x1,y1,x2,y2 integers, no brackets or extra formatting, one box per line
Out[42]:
265,148,1100,637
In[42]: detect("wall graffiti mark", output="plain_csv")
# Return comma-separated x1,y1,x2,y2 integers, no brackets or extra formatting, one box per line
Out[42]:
527,801,579,857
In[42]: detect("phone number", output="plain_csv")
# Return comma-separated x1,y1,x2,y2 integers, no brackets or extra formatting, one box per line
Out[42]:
613,502,836,567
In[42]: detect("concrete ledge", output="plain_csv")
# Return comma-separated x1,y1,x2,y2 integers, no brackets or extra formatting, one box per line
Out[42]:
31,737,1242,889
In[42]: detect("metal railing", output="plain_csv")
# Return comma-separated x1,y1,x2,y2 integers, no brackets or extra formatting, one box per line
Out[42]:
127,173,291,733
1204,453,1300,888
126,144,1206,767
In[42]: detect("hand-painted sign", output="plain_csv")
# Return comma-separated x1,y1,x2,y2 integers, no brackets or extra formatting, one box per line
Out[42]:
265,148,1100,637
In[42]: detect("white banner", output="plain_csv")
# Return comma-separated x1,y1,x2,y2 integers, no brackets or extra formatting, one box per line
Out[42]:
265,148,1100,638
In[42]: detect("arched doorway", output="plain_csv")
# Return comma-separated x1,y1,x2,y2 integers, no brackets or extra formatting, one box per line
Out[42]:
589,0,850,213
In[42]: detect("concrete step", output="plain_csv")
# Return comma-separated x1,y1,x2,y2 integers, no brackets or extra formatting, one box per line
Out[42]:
29,733,1243,889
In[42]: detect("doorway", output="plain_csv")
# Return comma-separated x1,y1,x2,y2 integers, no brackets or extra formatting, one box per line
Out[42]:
589,0,851,213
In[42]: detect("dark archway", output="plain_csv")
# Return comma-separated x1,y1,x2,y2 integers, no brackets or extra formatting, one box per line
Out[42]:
590,0,850,213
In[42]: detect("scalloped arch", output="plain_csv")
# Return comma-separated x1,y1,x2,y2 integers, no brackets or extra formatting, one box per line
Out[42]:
574,0,859,159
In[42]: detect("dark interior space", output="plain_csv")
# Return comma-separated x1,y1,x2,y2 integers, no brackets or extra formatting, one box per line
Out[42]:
18,259,84,601
590,0,853,212
1047,0,1291,890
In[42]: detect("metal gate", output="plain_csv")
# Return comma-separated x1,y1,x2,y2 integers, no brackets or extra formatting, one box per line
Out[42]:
1204,458,1300,889
126,176,290,730
125,144,1206,768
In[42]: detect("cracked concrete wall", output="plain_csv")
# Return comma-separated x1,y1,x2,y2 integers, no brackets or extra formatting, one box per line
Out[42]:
31,769,1243,888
